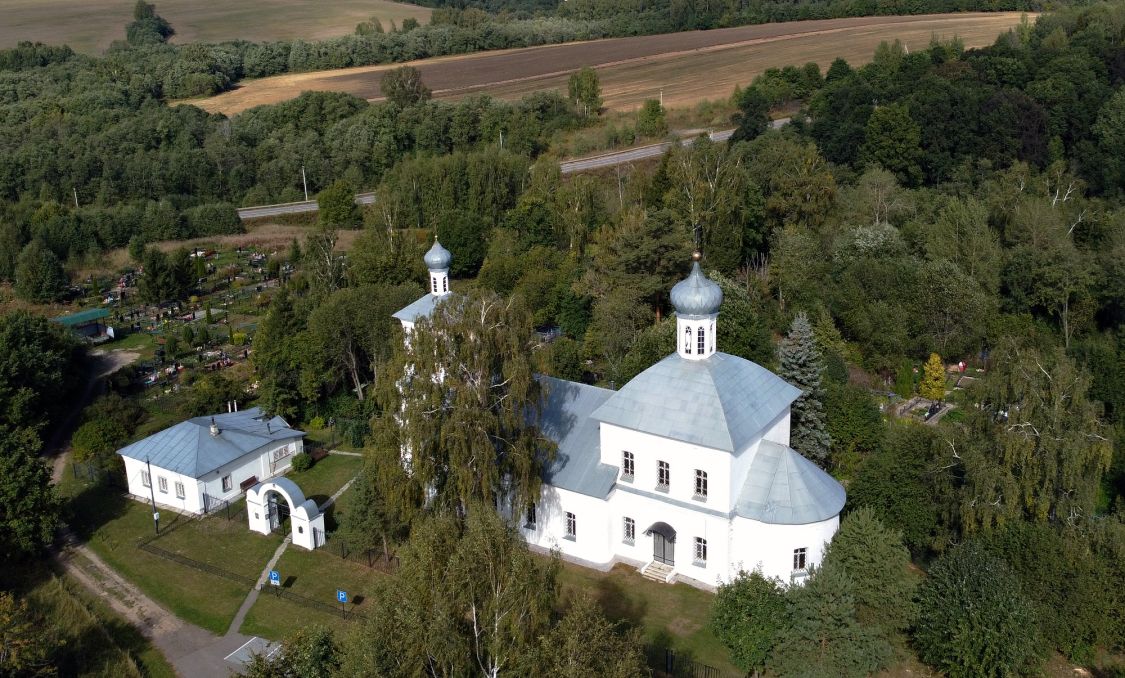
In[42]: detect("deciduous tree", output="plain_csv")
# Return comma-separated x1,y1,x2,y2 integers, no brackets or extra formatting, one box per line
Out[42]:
374,289,551,516
919,353,945,401
712,570,787,675
380,66,431,108
568,67,601,117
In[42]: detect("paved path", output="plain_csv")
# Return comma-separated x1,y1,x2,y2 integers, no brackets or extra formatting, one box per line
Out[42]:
226,473,360,651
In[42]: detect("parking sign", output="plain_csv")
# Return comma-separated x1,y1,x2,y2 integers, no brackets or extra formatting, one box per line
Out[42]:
336,589,347,604
269,570,280,586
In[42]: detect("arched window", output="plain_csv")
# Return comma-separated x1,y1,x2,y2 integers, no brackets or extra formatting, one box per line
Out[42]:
442,277,448,293
684,327,692,354
697,327,705,354
431,277,438,294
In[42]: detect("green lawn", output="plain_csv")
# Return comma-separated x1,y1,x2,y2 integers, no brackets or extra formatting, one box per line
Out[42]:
556,560,740,676
286,453,363,518
241,542,389,639
69,485,259,633
60,453,361,635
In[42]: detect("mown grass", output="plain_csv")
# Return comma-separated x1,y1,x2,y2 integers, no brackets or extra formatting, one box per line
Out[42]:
555,560,740,676
62,452,361,634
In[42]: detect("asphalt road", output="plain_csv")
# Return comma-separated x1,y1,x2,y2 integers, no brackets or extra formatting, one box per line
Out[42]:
237,192,376,220
237,120,787,221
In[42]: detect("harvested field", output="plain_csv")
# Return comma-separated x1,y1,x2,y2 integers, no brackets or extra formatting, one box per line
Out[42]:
193,12,1028,116
0,0,430,55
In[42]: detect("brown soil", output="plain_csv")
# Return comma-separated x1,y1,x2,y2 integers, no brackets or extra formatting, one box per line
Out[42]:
191,12,1029,115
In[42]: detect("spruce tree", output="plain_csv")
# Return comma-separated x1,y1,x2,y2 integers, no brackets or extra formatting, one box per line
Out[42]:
778,312,831,465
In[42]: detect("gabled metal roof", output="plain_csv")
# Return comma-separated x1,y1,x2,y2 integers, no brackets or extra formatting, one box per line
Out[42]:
537,376,618,499
392,293,438,323
735,440,846,524
591,353,801,452
116,407,304,478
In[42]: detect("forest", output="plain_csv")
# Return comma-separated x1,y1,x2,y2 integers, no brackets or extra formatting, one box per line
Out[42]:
1,1,1125,676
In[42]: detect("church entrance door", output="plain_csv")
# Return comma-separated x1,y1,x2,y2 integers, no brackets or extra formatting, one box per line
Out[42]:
653,532,674,565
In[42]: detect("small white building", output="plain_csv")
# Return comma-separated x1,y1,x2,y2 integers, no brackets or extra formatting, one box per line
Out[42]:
116,407,305,514
393,245,846,588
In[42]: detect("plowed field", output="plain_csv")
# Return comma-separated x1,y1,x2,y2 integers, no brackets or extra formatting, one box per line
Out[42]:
191,12,1028,116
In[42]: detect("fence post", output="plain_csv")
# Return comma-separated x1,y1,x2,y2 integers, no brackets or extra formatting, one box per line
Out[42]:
666,648,675,674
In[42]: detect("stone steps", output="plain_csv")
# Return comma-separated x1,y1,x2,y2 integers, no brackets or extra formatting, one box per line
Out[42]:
641,561,674,583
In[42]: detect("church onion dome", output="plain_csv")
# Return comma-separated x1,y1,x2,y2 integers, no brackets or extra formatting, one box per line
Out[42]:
424,239,452,270
670,252,722,318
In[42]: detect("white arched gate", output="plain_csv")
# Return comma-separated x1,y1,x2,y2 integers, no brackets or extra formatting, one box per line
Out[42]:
245,477,325,550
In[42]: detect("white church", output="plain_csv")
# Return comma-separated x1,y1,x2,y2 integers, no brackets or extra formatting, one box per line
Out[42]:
394,240,845,589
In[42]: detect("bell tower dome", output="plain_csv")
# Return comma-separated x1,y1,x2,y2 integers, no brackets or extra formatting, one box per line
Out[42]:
670,252,722,360
424,238,452,297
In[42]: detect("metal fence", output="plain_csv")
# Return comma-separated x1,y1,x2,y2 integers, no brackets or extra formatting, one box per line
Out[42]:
315,529,399,573
137,542,256,587
262,584,367,622
646,646,721,678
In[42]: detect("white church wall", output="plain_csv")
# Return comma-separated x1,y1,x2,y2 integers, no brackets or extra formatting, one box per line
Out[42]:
522,485,613,565
609,488,732,586
599,424,736,510
728,515,839,584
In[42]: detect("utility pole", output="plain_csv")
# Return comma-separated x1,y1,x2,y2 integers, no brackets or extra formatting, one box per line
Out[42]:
660,88,663,107
145,456,160,535
72,188,79,208
499,130,504,149
301,166,309,202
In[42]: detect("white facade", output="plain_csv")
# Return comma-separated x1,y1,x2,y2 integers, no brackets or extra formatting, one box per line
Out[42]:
393,248,845,589
521,420,838,588
122,438,301,514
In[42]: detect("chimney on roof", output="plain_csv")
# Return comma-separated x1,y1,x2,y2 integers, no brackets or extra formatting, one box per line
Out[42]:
210,417,220,437
227,401,232,413
266,421,271,434
234,400,238,412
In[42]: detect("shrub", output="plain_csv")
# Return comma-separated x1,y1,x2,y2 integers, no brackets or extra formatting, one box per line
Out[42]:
290,452,313,472
711,569,787,674
308,416,326,431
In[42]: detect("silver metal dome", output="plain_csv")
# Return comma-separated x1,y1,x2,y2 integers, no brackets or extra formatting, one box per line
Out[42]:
424,239,452,270
670,257,722,317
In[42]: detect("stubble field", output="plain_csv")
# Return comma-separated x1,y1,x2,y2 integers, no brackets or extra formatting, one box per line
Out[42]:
0,0,431,55
192,12,1029,116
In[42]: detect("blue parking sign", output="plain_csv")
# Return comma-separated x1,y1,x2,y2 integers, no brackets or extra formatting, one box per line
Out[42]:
269,570,280,586
336,589,348,604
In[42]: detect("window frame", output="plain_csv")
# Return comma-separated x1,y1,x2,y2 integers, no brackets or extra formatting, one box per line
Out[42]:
175,481,185,499
621,451,635,482
684,326,692,354
141,470,151,488
158,476,168,494
525,502,537,529
694,537,708,566
697,326,705,354
221,474,233,493
793,547,808,572
694,469,708,500
657,460,670,491
623,517,635,544
565,512,577,540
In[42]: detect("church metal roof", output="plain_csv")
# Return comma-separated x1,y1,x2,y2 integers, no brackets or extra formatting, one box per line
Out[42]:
591,353,801,452
537,376,618,499
116,407,304,478
735,440,846,524
392,294,438,323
